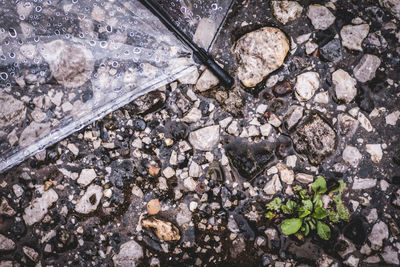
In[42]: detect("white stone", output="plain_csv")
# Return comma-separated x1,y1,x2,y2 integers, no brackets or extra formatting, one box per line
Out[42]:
233,27,289,87
113,240,143,267
353,54,381,82
352,178,377,190
182,108,202,123
268,114,282,127
366,144,383,163
307,4,336,30
344,255,359,267
256,104,268,114
184,177,197,192
314,91,330,104
276,163,294,184
263,174,282,195
296,33,312,44
338,113,359,136
163,167,175,179
189,161,202,178
12,184,24,198
193,18,217,49
248,126,260,137
75,184,102,214
271,1,303,25
332,69,357,103
382,246,400,265
380,180,390,191
343,146,362,167
227,121,240,136
178,66,199,85
77,169,97,187
189,125,220,151
340,24,369,51
295,72,320,101
305,41,318,54
369,221,389,250
23,246,39,262
23,186,59,226
189,201,198,212
357,112,373,132
219,117,233,128
285,155,297,168
67,143,79,155
0,234,15,251
260,123,273,137
103,189,112,198
285,105,304,130
295,173,314,184
267,166,279,175
195,69,219,91
385,111,400,126
366,209,378,224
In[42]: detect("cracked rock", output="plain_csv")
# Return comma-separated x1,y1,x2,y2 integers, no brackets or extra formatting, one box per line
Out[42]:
340,24,369,51
233,27,289,87
23,186,59,226
353,54,381,83
343,146,363,167
295,72,320,102
189,125,220,151
332,69,357,103
75,184,102,214
271,1,303,25
306,4,336,30
113,240,143,267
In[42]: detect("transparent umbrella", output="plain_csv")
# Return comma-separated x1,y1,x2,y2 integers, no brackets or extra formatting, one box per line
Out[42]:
0,0,234,173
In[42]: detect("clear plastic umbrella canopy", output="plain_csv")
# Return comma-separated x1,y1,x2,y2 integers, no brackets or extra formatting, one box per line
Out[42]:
0,0,233,173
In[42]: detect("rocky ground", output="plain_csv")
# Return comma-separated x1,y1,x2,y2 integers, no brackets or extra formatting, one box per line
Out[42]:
1,0,400,266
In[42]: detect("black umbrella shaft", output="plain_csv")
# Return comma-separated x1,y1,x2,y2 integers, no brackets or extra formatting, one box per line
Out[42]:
139,0,234,87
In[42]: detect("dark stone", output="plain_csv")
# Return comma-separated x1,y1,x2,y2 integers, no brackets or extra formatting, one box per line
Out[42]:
320,39,343,62
273,81,292,96
165,120,189,140
224,138,275,179
233,213,255,240
109,160,134,189
133,119,146,131
392,176,400,185
356,85,375,113
343,217,368,246
288,241,322,260
126,91,166,115
276,135,294,159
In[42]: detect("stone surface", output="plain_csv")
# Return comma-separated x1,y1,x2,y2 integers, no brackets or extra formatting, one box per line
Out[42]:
385,111,400,126
320,39,343,62
332,69,357,103
343,146,363,167
77,169,97,187
369,221,389,250
182,108,202,123
0,197,16,216
0,234,15,251
366,144,383,163
295,173,314,183
338,113,359,136
75,184,102,214
291,113,337,165
382,246,400,264
353,54,381,83
141,217,180,241
23,186,59,226
146,199,161,215
263,174,282,195
195,69,219,92
113,240,143,267
284,105,304,130
352,178,377,190
23,246,39,262
233,27,289,87
306,4,336,30
271,1,303,25
379,0,400,19
276,163,294,184
0,93,26,127
340,24,370,51
189,125,220,151
295,72,320,101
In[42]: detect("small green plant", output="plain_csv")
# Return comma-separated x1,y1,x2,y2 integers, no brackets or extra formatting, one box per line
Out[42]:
265,176,350,240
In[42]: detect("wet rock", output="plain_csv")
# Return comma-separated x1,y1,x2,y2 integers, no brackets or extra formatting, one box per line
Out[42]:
352,178,377,190
0,93,26,127
224,139,275,179
23,246,39,263
332,69,357,103
0,197,16,216
276,163,294,184
320,39,342,62
306,4,336,30
23,186,58,225
291,113,337,165
382,246,400,264
113,240,143,267
379,0,400,19
189,125,220,151
39,40,94,88
271,1,303,25
294,72,320,102
147,199,161,215
19,121,51,147
343,146,362,167
77,168,97,187
340,24,369,51
195,69,219,91
233,27,289,87
284,105,304,130
295,173,314,183
353,54,381,83
366,144,383,163
141,217,180,242
369,221,389,250
75,184,102,214
273,81,292,96
0,234,15,251
263,174,282,195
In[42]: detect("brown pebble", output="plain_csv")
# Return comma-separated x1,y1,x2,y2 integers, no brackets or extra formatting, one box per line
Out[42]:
147,199,161,215
273,81,292,96
148,165,160,177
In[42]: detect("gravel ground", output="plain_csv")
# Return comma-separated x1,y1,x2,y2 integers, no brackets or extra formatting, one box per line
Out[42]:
1,0,400,266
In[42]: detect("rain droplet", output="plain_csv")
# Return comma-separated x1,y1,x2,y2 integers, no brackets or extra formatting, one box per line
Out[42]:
100,41,108,48
133,47,141,54
35,6,42,12
211,3,218,10
0,72,8,80
9,28,17,38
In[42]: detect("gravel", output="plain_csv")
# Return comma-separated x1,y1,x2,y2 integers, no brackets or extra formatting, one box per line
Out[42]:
340,24,370,51
306,4,336,30
353,54,382,82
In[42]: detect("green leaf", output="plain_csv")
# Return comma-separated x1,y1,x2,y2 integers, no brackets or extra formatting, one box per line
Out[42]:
265,211,276,220
328,210,340,223
297,208,311,218
330,180,347,194
282,200,297,214
312,176,327,195
317,221,331,240
313,207,328,220
314,198,323,209
303,222,310,236
337,203,350,222
266,197,282,211
302,199,313,211
281,218,303,235
308,220,316,231
299,189,310,200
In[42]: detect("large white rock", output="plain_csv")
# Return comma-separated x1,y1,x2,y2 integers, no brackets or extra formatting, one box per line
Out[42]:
385,110,400,126
369,221,389,250
75,184,102,214
77,169,97,187
271,1,303,25
189,125,220,151
233,27,289,87
340,24,369,51
332,69,357,103
306,4,336,30
276,163,294,184
0,234,15,251
195,69,219,92
263,174,282,195
352,178,377,190
342,146,362,167
295,72,320,101
366,144,383,163
113,240,143,267
23,186,59,226
353,54,381,83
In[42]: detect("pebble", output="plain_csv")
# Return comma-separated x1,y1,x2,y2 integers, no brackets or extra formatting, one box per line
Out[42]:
195,69,219,92
103,188,112,198
263,174,282,195
352,178,377,190
189,201,198,212
295,72,320,101
271,1,303,25
379,0,400,19
385,110,400,126
184,177,197,192
284,105,304,130
178,67,199,85
357,112,374,132
369,221,389,250
276,163,294,184
320,39,342,62
273,81,292,96
189,161,202,178
0,197,16,216
306,4,336,30
382,246,400,265
340,24,369,51
314,91,330,104
147,199,161,215
332,69,357,103
305,41,318,54
67,143,79,156
353,54,381,82
260,123,273,137
75,184,102,214
23,186,59,226
343,255,359,267
295,173,314,183
233,27,289,87
268,114,282,128
0,234,15,251
163,167,175,179
113,240,143,267
23,246,39,263
77,169,97,187
12,184,24,198
189,125,220,151
141,217,180,241
182,108,202,123
366,144,383,163
342,146,363,167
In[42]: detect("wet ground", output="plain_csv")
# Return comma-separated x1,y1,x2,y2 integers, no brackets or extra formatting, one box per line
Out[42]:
1,0,400,266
